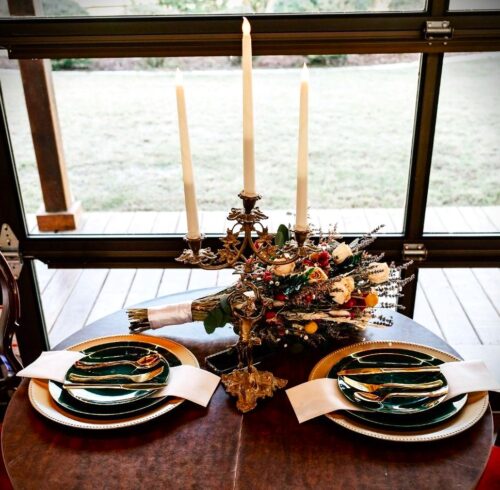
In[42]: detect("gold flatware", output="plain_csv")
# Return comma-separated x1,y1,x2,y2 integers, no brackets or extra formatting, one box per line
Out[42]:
63,382,167,391
74,353,161,370
337,366,441,376
354,386,448,403
67,366,164,384
341,376,444,393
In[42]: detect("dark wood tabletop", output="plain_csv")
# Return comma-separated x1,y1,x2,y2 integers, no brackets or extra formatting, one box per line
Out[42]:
2,288,493,490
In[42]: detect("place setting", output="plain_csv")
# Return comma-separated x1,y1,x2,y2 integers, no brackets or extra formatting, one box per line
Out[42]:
287,340,499,442
16,334,220,430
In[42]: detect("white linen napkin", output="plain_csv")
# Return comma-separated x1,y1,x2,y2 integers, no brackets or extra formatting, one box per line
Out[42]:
18,351,220,408
287,360,500,424
149,365,220,407
18,351,86,383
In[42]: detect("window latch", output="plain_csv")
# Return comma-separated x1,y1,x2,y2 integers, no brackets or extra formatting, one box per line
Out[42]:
424,21,453,41
0,224,23,279
403,243,427,262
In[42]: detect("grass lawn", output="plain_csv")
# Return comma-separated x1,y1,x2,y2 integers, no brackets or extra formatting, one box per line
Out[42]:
1,52,499,213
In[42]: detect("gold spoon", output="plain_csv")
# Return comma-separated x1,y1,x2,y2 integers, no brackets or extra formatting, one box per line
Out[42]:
74,353,161,370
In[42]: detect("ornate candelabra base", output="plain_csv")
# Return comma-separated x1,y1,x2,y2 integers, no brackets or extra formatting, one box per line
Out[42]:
221,366,288,413
219,316,288,412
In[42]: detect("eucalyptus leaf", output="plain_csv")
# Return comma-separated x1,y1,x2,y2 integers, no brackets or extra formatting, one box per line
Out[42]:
204,307,227,334
275,224,290,248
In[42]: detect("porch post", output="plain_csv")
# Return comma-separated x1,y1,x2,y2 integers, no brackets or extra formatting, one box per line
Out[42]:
7,0,83,232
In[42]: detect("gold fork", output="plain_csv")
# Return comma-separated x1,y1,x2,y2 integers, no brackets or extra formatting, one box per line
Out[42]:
67,366,164,384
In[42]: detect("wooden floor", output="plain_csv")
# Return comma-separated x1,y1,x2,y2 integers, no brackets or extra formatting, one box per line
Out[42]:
29,206,500,380
27,205,500,235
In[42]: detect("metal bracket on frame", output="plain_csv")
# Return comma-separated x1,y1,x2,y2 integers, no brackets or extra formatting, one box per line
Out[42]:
0,223,23,279
403,243,427,262
424,20,453,41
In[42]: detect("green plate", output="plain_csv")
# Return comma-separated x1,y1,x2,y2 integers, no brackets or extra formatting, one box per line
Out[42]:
328,348,468,428
64,343,169,405
48,341,181,418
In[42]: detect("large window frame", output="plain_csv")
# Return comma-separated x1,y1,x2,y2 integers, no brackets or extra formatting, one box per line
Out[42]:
1,0,499,364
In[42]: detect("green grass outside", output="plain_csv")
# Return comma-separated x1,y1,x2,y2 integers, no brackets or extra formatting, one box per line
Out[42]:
1,53,499,213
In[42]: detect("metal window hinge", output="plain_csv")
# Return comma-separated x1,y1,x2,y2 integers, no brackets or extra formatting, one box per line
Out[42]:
0,224,23,279
424,20,453,41
403,243,427,262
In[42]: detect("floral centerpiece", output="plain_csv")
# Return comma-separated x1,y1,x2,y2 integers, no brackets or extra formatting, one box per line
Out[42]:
128,219,413,412
199,224,413,345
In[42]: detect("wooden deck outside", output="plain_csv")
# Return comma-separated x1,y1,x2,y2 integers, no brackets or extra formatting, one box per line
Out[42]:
27,206,500,235
29,207,500,379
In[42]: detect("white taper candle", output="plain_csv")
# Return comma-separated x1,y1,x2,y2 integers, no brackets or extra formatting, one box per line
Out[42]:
295,63,309,231
242,17,256,197
175,68,200,239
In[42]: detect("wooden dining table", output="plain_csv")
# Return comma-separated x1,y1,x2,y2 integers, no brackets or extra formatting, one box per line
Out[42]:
1,288,494,490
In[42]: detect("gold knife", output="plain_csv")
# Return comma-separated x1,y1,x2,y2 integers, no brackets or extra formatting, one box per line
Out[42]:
340,375,444,392
62,382,167,391
336,366,441,376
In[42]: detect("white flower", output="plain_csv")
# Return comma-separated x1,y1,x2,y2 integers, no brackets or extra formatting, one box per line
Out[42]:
367,262,390,284
341,276,355,292
271,261,296,277
330,281,351,304
332,243,353,264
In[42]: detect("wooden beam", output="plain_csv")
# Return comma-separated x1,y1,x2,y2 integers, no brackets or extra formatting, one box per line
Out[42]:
8,0,82,232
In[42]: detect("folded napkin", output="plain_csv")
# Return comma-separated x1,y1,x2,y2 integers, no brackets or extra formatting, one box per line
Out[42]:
18,351,85,383
18,351,220,408
149,365,220,407
287,360,500,424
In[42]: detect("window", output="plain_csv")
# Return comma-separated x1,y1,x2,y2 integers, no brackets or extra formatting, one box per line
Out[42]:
0,0,427,17
1,2,499,362
425,52,500,233
2,53,419,235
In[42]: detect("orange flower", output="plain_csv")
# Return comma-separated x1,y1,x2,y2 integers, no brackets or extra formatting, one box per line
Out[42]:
307,267,328,283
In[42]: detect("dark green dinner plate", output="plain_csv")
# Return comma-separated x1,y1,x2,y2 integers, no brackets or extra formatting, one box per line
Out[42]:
48,341,181,418
64,343,170,405
328,348,468,429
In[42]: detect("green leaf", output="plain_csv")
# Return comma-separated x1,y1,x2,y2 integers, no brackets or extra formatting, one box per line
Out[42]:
220,295,232,314
275,224,290,248
204,307,226,334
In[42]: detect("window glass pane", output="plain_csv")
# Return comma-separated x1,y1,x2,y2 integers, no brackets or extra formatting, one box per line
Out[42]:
34,260,233,346
1,52,419,235
0,0,426,17
414,268,500,379
424,53,500,234
449,0,500,10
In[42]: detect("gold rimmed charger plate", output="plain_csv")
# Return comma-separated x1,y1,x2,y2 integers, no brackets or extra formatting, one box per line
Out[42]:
29,334,199,430
309,340,489,442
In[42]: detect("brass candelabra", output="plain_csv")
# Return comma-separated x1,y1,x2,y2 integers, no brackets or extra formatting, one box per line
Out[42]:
177,192,316,412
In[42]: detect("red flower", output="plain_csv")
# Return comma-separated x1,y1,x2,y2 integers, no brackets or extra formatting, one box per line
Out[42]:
275,293,287,301
344,298,356,309
263,271,272,282
318,251,331,268
265,311,277,321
